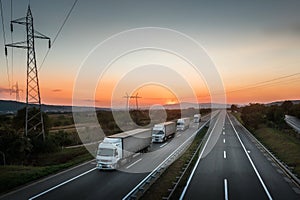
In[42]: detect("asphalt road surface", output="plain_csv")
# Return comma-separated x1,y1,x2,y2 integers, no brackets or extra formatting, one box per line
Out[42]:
0,112,217,200
181,110,300,200
285,115,300,133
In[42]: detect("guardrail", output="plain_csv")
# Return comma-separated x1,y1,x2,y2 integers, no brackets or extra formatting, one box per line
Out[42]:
122,119,212,200
162,129,206,199
230,114,300,188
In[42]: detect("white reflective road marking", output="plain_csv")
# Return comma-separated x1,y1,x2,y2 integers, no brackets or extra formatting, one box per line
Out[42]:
160,142,168,148
29,167,96,200
224,151,227,159
126,158,142,169
228,115,273,200
224,179,228,200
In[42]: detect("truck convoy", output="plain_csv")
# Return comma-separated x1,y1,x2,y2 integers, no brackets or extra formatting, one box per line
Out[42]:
96,128,151,170
193,114,201,123
176,117,190,131
152,121,176,143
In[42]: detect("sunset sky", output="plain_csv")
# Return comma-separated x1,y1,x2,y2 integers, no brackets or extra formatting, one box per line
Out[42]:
0,0,299,107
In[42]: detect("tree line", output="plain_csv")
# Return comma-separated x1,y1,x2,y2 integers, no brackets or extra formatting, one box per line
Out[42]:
231,101,300,132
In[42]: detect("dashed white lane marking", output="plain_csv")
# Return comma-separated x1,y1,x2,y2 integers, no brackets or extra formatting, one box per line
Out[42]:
126,158,142,169
177,134,181,137
224,179,228,200
276,169,284,174
160,142,168,148
271,162,277,167
133,153,140,158
223,131,225,135
223,138,226,144
29,167,96,200
224,151,227,159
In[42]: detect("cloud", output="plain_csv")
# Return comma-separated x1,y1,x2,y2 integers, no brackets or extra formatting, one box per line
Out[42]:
52,89,62,92
0,87,11,93
84,99,102,103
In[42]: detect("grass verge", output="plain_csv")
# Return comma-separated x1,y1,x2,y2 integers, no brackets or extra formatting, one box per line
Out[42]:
142,126,208,200
253,125,300,176
232,112,300,177
0,147,93,194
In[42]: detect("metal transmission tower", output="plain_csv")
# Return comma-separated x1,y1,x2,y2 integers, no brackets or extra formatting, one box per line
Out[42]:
132,93,142,110
123,92,131,110
11,82,22,101
5,5,51,140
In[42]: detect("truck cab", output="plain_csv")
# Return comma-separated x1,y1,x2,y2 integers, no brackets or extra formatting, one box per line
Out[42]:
96,138,122,170
152,124,166,142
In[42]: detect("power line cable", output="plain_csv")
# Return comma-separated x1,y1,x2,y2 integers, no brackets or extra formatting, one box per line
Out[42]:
38,0,79,71
0,0,11,91
10,0,13,86
225,72,300,94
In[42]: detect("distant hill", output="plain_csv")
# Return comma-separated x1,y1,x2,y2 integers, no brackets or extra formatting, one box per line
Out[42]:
0,100,110,115
162,102,230,110
266,100,300,106
1,99,299,115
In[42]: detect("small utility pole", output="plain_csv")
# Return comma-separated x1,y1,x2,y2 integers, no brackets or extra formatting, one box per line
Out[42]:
5,5,51,140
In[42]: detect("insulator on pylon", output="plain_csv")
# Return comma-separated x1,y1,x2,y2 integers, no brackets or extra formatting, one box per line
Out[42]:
10,23,13,32
5,47,7,56
48,39,51,48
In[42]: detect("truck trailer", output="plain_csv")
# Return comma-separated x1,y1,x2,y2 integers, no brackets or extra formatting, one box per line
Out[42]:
176,117,190,131
152,121,176,143
96,128,151,170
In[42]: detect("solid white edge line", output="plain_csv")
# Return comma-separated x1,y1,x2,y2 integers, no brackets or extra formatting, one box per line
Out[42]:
224,178,228,200
126,158,142,169
160,142,168,148
179,112,221,200
123,111,219,200
224,151,226,159
227,114,273,200
29,167,96,200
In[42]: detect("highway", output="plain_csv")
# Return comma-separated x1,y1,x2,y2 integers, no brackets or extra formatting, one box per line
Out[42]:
285,115,300,133
181,110,300,200
0,113,216,200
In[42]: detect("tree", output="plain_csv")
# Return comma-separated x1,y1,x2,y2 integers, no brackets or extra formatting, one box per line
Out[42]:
281,101,293,114
12,107,51,135
231,104,238,112
241,104,266,130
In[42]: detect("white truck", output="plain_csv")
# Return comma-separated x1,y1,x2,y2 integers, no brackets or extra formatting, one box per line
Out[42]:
193,114,201,123
152,121,176,143
176,117,190,131
96,128,151,170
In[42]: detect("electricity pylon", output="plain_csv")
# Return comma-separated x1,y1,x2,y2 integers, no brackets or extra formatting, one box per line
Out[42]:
11,82,22,102
5,5,51,140
131,93,142,110
123,92,131,110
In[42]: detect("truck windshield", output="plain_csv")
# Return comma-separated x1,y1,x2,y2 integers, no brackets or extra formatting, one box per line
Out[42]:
153,130,164,135
98,148,114,156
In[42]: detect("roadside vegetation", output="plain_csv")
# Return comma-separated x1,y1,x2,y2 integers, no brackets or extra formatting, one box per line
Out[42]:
231,101,300,176
0,106,210,194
